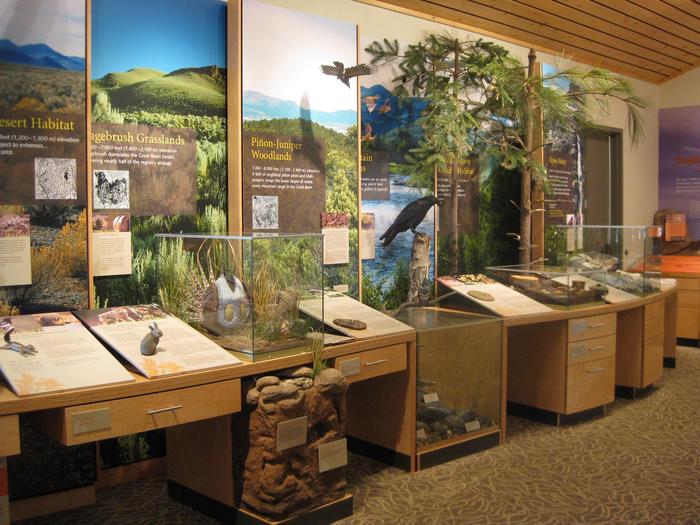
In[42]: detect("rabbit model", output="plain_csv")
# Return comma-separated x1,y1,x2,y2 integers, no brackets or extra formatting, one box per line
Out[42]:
140,322,163,356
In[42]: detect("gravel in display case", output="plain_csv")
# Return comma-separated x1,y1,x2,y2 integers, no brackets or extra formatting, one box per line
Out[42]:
395,308,502,449
552,225,662,296
485,264,610,308
156,233,324,359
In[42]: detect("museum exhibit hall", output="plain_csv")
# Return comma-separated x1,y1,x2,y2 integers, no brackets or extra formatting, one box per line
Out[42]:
0,0,699,523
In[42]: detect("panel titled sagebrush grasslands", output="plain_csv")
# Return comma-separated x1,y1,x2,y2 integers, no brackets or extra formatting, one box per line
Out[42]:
91,0,228,299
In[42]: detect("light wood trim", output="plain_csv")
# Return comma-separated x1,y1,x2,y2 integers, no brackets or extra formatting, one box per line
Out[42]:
616,307,643,388
96,456,166,489
642,334,664,387
501,285,677,327
438,0,679,76
357,0,667,83
0,415,19,456
228,0,243,234
565,356,615,414
416,425,499,455
335,344,407,383
567,334,615,366
500,323,508,444
514,0,697,66
86,0,94,307
0,332,414,416
664,292,678,360
677,305,698,339
568,313,617,342
678,290,698,306
10,485,95,522
507,322,567,414
167,416,235,506
30,379,241,445
344,339,416,466
677,277,700,291
644,299,665,324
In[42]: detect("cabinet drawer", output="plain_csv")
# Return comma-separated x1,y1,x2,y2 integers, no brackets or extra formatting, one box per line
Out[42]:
335,344,406,383
642,335,663,387
0,414,20,456
568,334,615,365
32,379,241,446
677,278,699,291
677,305,698,339
678,290,698,307
568,313,616,342
644,300,664,323
566,356,615,414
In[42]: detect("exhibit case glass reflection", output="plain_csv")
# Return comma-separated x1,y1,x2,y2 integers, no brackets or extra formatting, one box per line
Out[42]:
395,308,502,450
550,225,662,296
155,233,324,358
485,264,610,308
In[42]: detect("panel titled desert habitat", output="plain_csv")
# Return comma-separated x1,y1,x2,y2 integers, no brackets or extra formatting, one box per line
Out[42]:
0,0,87,207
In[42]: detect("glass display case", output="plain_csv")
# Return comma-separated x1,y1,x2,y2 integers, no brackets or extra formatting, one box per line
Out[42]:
549,225,662,296
395,308,502,452
156,233,324,359
485,264,610,308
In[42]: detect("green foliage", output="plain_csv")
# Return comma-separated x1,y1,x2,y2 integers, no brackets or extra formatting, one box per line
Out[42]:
361,273,386,311
544,225,567,265
93,66,226,116
310,337,327,378
91,91,124,124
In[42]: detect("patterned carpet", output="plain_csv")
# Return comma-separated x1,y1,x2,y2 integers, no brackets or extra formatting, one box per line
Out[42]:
18,347,700,525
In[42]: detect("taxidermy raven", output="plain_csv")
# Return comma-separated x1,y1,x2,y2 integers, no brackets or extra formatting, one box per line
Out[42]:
321,61,375,87
380,195,441,247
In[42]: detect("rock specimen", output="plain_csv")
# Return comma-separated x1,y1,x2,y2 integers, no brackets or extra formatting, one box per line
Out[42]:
333,318,367,330
467,290,495,302
238,366,348,520
416,377,490,447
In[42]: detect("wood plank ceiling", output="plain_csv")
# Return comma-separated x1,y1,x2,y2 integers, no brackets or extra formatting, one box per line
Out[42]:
357,0,700,84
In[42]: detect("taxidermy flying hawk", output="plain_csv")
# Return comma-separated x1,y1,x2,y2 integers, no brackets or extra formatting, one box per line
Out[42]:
380,195,442,247
321,61,375,87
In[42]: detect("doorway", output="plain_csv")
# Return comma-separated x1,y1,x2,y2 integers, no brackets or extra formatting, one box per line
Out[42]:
582,129,622,226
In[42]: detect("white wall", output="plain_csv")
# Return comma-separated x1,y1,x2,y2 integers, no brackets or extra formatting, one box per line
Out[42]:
660,67,700,109
255,0,661,226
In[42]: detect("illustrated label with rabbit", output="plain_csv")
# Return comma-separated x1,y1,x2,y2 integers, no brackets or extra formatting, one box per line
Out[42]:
75,305,242,378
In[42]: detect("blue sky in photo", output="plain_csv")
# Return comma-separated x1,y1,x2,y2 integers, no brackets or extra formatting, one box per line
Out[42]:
91,0,226,78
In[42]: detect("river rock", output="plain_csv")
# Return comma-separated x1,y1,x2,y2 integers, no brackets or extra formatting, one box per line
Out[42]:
417,421,430,434
278,366,313,379
314,368,348,395
455,408,476,422
246,387,261,406
333,318,367,330
417,402,452,423
288,377,313,390
256,376,280,390
430,421,448,438
443,414,466,433
261,382,298,402
238,370,347,520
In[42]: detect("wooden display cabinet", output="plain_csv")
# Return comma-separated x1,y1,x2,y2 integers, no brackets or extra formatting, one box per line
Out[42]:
507,314,616,424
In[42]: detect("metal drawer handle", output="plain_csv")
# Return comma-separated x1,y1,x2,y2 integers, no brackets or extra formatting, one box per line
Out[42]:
588,323,606,328
589,345,607,351
365,359,388,366
587,367,605,374
147,404,183,415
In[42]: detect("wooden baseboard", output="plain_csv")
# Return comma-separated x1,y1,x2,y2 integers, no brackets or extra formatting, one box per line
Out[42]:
10,485,95,521
96,456,167,489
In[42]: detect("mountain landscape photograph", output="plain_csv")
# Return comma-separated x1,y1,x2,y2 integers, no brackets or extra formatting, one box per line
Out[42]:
0,0,85,112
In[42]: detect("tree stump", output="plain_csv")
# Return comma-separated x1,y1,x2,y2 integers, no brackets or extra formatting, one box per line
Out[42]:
408,232,431,304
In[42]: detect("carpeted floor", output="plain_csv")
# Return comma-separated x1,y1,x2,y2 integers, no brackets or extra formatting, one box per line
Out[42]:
18,347,700,525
